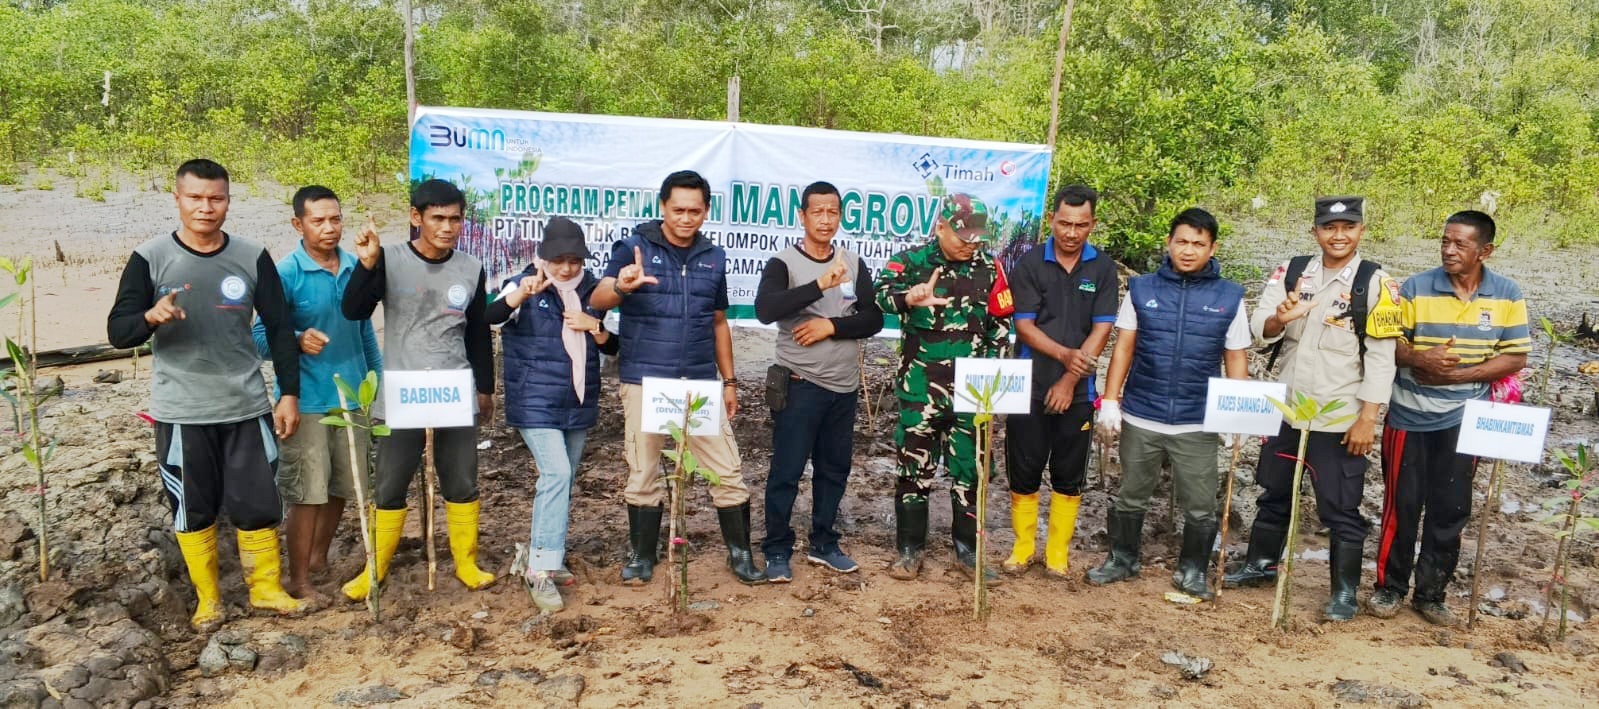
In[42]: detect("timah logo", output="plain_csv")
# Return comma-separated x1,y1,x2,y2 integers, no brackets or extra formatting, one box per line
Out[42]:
941,163,996,182
912,152,940,179
427,124,506,151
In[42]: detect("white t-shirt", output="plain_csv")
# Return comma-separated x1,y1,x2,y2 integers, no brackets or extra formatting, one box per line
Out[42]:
1114,294,1251,434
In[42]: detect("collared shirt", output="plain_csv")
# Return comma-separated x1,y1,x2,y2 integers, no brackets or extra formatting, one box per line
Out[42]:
253,244,383,415
1251,255,1398,433
1388,266,1531,432
1010,240,1119,402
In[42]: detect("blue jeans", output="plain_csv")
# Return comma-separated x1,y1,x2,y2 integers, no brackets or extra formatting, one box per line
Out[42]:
762,379,858,558
518,428,587,571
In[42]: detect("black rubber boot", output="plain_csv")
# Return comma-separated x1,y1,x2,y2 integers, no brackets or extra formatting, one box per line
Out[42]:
1171,521,1217,600
620,505,661,585
951,494,1002,585
1223,523,1285,588
888,496,929,580
717,503,768,585
1323,540,1363,622
1086,509,1144,586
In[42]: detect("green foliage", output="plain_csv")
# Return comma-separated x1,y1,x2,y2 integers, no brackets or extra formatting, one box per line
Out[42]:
1267,391,1358,431
322,371,389,437
1,0,1597,258
661,393,720,487
1542,443,1596,640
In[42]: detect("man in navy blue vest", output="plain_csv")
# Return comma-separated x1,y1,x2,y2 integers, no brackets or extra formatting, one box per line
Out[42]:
1087,208,1252,599
590,170,765,587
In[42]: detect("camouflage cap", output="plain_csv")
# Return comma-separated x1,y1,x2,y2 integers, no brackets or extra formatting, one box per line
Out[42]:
940,193,991,241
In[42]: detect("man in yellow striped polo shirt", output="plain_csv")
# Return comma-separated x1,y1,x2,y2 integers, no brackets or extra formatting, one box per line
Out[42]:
1368,210,1531,626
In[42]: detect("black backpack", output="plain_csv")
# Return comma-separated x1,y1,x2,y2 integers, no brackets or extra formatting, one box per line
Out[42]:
1263,256,1383,370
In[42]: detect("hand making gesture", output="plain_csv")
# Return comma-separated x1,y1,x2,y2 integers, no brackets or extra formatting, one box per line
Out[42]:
617,246,660,294
905,266,950,308
505,261,549,308
355,214,382,269
143,290,185,328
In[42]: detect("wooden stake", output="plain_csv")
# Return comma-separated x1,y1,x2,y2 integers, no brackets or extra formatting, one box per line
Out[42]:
1212,439,1244,602
336,383,380,620
424,428,437,591
1467,458,1503,630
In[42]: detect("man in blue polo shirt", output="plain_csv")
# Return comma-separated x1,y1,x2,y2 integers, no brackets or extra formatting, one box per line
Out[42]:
1002,185,1118,578
253,185,383,604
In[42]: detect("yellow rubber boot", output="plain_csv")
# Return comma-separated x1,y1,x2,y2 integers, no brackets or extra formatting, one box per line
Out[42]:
342,507,405,601
1003,492,1040,573
175,526,225,632
236,528,305,614
1045,493,1082,576
445,500,497,590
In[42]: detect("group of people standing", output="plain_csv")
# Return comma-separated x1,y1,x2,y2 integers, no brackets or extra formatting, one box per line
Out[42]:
109,158,1529,633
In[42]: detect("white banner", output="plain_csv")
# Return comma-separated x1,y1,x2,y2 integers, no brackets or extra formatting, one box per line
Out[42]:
1457,399,1552,463
409,107,1052,333
382,369,475,430
639,377,724,436
952,358,1032,415
1203,378,1289,436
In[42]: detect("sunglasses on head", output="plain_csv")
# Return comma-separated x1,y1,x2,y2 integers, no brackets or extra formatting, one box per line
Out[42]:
954,230,985,244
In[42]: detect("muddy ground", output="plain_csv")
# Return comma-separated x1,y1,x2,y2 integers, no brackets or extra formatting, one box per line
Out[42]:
1,179,1598,707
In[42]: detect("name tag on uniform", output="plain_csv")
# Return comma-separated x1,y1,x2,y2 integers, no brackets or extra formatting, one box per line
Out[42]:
384,369,475,429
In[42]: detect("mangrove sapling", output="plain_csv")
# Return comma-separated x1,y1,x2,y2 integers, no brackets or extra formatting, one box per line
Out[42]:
960,372,1014,622
1539,444,1595,641
0,255,57,582
660,391,721,614
1536,317,1570,406
1265,392,1356,630
322,371,391,621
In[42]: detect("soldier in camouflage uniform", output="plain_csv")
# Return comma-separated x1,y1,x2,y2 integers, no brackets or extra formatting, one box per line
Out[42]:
875,193,1010,582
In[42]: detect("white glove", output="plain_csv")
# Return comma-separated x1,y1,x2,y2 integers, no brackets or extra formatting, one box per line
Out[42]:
1219,432,1238,448
1097,399,1123,438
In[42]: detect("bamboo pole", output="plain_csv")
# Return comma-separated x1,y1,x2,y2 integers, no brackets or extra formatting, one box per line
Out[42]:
335,383,380,620
666,391,692,614
1212,439,1244,601
28,275,46,582
424,428,437,591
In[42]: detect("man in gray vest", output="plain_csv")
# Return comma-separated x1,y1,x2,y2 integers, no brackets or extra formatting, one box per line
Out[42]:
753,181,885,582
339,179,497,600
107,158,305,632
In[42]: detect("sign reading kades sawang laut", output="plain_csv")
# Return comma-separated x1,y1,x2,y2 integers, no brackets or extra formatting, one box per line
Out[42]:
1203,378,1289,436
383,369,475,429
1456,399,1551,463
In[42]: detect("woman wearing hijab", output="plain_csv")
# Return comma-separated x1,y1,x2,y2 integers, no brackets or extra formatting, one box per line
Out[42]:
488,217,618,612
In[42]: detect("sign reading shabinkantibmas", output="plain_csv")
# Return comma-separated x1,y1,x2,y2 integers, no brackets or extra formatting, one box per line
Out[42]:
409,106,1052,328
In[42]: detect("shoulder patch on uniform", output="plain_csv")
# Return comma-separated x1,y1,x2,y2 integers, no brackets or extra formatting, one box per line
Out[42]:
1267,264,1287,284
886,261,905,274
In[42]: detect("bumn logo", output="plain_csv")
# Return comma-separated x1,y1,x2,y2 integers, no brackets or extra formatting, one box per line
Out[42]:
427,124,506,151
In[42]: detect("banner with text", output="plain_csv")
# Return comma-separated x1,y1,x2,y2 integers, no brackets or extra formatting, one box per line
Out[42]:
410,107,1052,329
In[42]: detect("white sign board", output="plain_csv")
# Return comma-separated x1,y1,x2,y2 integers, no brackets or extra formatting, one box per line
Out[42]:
639,377,724,436
1457,399,1552,463
952,358,1032,415
1203,378,1289,436
383,369,475,430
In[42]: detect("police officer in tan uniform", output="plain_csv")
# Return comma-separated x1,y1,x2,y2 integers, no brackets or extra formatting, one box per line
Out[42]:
1224,196,1401,622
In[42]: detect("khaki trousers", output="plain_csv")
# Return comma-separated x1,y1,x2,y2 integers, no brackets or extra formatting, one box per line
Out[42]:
621,383,749,508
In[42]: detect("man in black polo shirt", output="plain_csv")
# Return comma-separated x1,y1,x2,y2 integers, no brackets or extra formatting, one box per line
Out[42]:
1002,185,1119,577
